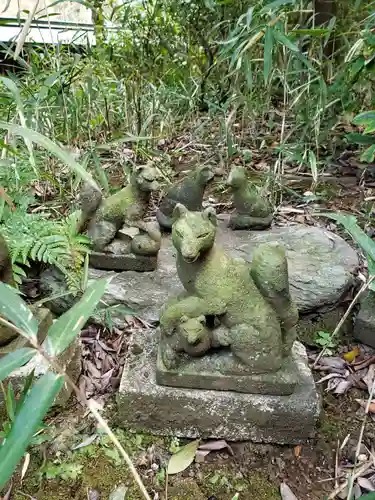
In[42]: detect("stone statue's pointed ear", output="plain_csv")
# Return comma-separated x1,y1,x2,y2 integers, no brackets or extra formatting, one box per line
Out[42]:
203,206,217,226
198,315,206,325
172,203,188,221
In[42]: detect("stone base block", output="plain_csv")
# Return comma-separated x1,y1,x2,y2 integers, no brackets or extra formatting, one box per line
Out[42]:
1,339,81,406
156,345,298,396
117,330,321,444
354,292,375,348
90,251,157,272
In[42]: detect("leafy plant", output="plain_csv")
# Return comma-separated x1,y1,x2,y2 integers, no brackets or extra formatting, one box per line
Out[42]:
0,278,109,490
320,212,375,292
347,110,375,162
40,461,83,481
1,210,90,291
314,330,337,355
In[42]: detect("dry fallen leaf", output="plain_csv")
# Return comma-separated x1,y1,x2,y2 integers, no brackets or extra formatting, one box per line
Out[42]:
364,365,375,394
280,481,299,500
294,445,302,458
21,452,30,482
315,357,347,372
195,449,211,463
109,484,128,500
198,439,234,455
344,347,361,363
356,399,375,414
357,476,375,491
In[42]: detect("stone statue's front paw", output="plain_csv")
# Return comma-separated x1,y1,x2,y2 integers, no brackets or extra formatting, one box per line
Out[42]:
162,342,179,369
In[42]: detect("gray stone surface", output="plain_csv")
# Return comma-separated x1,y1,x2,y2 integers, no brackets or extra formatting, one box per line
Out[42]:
117,329,321,443
90,251,157,272
156,340,298,396
90,217,359,323
1,338,81,406
354,291,375,348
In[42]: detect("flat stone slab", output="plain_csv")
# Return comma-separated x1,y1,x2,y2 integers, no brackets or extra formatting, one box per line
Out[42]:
156,341,298,396
353,291,375,348
117,329,321,444
90,218,359,324
90,251,157,272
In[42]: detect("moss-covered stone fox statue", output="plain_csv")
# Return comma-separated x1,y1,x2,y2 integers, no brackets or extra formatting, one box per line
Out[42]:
159,204,298,374
78,164,161,257
227,166,274,230
156,166,214,231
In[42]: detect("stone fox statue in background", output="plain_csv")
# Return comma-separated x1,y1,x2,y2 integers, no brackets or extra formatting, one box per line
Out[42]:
156,165,214,231
0,233,13,284
227,166,274,230
78,164,161,256
159,204,298,372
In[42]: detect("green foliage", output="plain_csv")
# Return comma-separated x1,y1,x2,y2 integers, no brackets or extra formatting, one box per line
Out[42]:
0,210,90,291
0,278,108,489
314,331,337,355
321,212,375,293
348,110,375,162
40,461,84,481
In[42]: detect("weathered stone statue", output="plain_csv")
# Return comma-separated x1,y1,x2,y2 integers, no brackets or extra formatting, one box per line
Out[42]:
156,166,214,231
227,166,273,230
79,165,161,271
157,204,299,395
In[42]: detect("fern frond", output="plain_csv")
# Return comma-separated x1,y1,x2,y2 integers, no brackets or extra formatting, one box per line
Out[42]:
1,208,92,293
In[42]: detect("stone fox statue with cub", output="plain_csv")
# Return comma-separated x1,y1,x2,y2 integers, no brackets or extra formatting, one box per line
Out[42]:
159,204,298,374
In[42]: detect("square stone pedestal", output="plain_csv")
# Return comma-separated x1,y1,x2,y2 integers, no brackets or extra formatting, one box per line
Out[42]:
117,329,321,444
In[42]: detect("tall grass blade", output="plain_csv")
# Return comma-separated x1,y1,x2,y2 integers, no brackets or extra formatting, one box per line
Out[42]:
14,1,40,59
0,122,100,190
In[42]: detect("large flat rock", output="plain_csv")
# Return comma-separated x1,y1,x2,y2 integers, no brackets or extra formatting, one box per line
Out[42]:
90,218,359,323
116,329,320,444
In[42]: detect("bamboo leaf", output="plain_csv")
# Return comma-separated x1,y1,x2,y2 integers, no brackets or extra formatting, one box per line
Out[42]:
0,348,35,382
352,111,375,127
264,27,273,85
360,144,375,163
44,278,109,357
0,282,38,340
260,0,295,15
0,372,64,489
273,29,299,52
14,0,40,59
346,133,375,145
1,0,12,13
167,440,200,475
0,122,100,190
320,213,375,263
